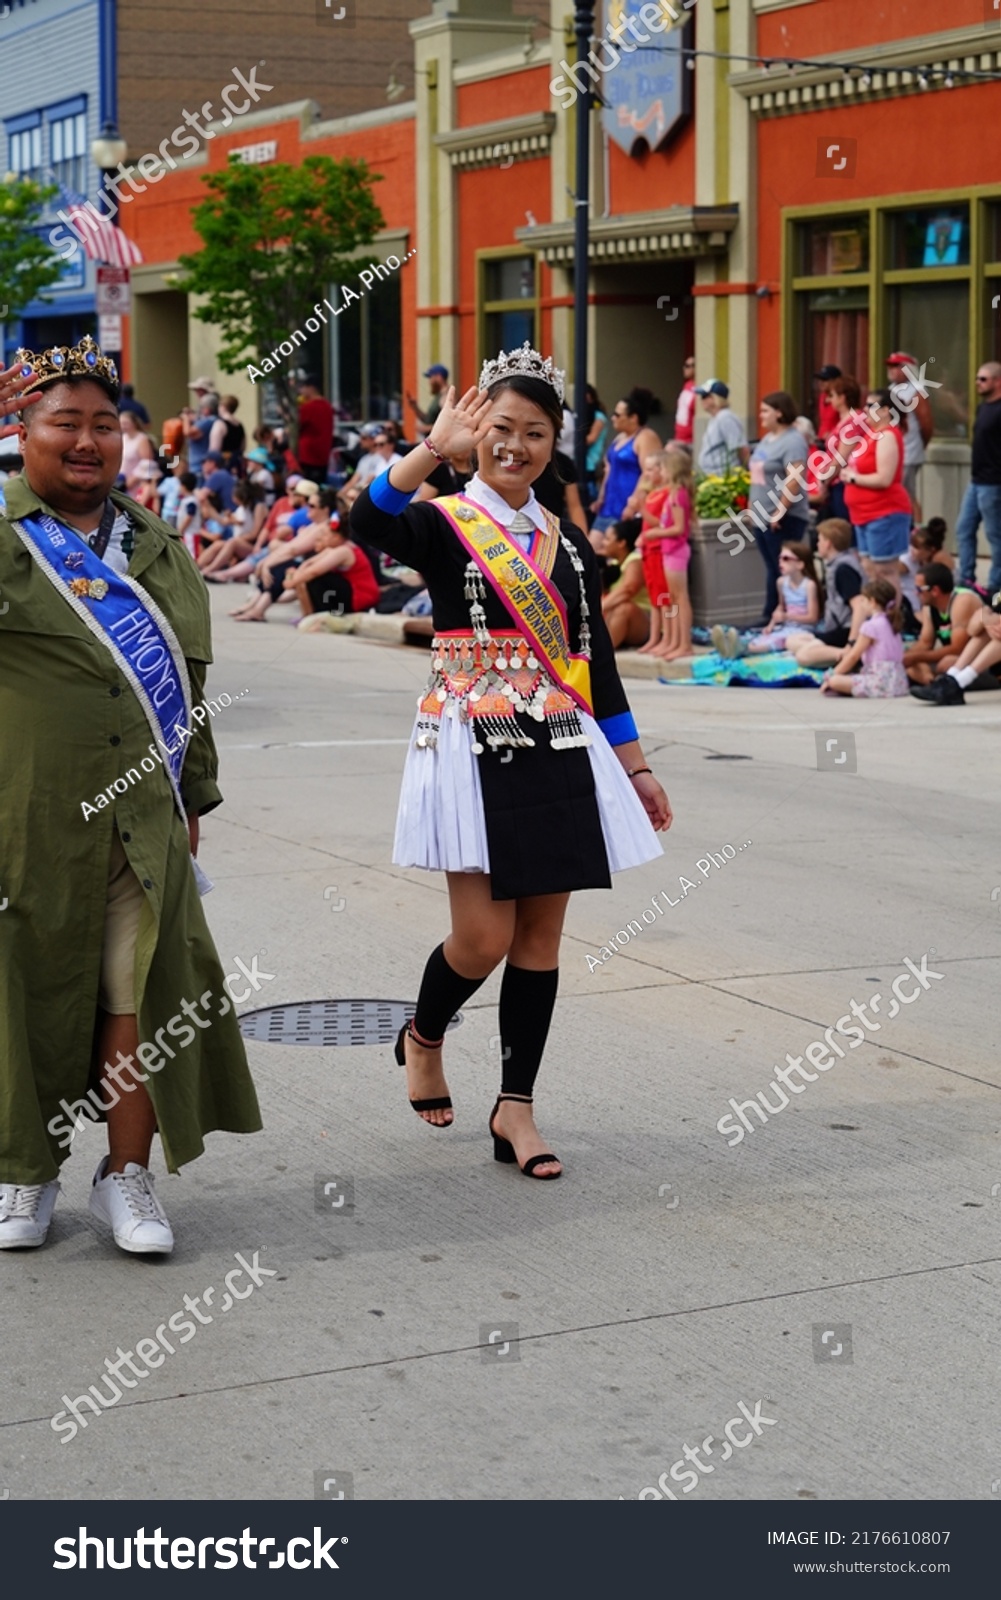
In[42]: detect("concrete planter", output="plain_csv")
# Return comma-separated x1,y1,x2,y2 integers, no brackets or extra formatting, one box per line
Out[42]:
689,516,767,628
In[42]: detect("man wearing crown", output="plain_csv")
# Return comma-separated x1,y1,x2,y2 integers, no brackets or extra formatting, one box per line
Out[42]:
0,344,261,1254
351,343,672,1179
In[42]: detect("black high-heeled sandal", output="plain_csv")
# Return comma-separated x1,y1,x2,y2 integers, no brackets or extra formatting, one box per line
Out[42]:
394,1021,453,1125
489,1093,562,1179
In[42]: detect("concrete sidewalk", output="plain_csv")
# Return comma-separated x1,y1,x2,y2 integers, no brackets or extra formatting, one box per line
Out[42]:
3,589,999,1502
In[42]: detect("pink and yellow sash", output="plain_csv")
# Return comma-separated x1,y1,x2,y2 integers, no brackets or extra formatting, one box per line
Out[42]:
435,494,593,716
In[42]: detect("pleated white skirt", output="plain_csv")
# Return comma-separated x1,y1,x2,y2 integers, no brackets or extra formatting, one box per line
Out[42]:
392,704,663,878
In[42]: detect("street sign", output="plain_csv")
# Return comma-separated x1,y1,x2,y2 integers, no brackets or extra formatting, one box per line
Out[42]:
600,0,691,156
98,312,123,351
96,267,131,314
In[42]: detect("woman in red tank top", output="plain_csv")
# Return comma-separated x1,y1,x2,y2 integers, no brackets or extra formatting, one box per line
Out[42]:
841,389,913,590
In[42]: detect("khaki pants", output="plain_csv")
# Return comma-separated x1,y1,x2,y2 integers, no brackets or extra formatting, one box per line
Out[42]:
97,830,145,1015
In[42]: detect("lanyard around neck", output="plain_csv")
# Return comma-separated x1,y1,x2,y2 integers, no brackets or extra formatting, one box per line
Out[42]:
62,498,117,561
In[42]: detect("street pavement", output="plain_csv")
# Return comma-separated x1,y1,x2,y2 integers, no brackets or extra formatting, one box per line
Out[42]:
4,589,1000,1502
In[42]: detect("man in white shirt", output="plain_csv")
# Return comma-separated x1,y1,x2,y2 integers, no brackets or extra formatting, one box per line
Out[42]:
696,380,749,475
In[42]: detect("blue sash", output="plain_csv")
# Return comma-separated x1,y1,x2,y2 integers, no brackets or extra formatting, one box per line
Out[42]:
11,506,193,820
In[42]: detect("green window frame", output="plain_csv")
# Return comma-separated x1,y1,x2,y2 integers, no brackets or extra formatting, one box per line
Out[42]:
477,248,540,376
782,187,1001,442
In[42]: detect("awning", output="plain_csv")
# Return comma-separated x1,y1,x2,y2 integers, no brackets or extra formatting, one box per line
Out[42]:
515,205,739,265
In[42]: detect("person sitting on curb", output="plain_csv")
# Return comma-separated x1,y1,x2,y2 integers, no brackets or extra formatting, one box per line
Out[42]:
230,506,326,622
712,541,822,658
911,591,1001,703
210,477,310,585
903,563,980,686
600,518,652,650
288,501,381,625
784,518,864,669
819,576,909,698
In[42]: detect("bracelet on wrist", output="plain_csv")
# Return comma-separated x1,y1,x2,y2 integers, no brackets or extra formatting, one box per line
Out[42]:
626,766,652,779
423,437,446,463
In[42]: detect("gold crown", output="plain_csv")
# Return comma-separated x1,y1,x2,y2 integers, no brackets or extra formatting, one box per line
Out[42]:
13,334,120,397
479,341,566,406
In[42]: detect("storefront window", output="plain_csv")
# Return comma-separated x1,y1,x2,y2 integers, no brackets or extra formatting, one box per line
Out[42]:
787,192,999,441
797,287,869,416
887,281,969,436
484,256,535,302
887,205,970,270
480,252,538,366
330,272,401,421
797,216,869,277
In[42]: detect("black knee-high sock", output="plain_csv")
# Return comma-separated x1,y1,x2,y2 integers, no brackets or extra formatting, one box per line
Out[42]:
498,964,559,1098
412,943,490,1042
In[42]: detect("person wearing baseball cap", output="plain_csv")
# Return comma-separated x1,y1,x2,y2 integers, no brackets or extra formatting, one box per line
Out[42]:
406,364,450,437
886,352,933,515
814,364,842,439
695,380,749,476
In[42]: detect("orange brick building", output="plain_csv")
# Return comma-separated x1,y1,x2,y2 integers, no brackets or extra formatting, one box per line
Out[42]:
120,0,1001,525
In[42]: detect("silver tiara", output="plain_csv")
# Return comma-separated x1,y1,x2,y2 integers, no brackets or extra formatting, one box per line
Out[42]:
479,341,566,406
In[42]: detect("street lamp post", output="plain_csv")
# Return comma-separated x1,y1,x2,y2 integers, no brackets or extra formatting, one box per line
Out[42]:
572,0,595,489
90,121,127,367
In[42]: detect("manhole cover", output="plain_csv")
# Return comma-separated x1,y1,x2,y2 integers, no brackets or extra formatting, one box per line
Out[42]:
237,998,463,1047
705,753,752,760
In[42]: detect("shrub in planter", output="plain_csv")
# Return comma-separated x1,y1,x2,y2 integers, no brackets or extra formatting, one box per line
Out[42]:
694,468,750,522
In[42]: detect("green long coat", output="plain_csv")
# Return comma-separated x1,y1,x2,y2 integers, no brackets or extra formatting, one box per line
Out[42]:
0,475,262,1184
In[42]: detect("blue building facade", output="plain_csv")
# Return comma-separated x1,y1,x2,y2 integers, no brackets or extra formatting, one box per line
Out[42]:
0,0,117,363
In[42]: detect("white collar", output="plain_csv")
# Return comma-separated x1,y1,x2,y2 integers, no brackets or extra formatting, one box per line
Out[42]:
464,473,548,534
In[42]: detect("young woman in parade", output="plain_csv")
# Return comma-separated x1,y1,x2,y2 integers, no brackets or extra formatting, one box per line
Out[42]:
350,345,672,1180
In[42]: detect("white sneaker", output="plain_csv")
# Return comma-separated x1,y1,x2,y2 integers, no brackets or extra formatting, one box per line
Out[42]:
0,1181,60,1248
89,1159,174,1254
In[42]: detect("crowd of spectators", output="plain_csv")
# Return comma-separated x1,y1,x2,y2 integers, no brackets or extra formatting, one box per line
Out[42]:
6,350,993,694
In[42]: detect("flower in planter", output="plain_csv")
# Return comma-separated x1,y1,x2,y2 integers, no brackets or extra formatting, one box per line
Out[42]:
695,466,751,520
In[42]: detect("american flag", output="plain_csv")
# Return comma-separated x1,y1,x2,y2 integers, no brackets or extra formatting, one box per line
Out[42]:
55,184,144,268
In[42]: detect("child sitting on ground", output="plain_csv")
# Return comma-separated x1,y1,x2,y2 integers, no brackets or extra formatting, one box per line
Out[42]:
820,577,908,697
786,519,864,667
635,451,674,655
711,541,822,657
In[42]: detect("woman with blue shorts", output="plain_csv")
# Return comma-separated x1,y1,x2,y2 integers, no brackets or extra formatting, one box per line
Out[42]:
842,388,912,598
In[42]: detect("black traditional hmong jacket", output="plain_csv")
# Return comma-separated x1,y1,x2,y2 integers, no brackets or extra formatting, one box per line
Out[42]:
350,475,641,899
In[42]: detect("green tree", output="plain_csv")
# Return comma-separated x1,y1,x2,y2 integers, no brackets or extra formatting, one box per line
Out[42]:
177,156,384,440
0,175,63,322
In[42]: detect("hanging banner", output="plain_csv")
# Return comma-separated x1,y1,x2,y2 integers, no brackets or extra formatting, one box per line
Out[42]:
600,1,692,158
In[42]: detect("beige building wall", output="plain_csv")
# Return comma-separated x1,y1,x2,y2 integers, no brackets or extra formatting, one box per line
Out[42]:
693,0,755,452
411,0,531,385
129,272,188,438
